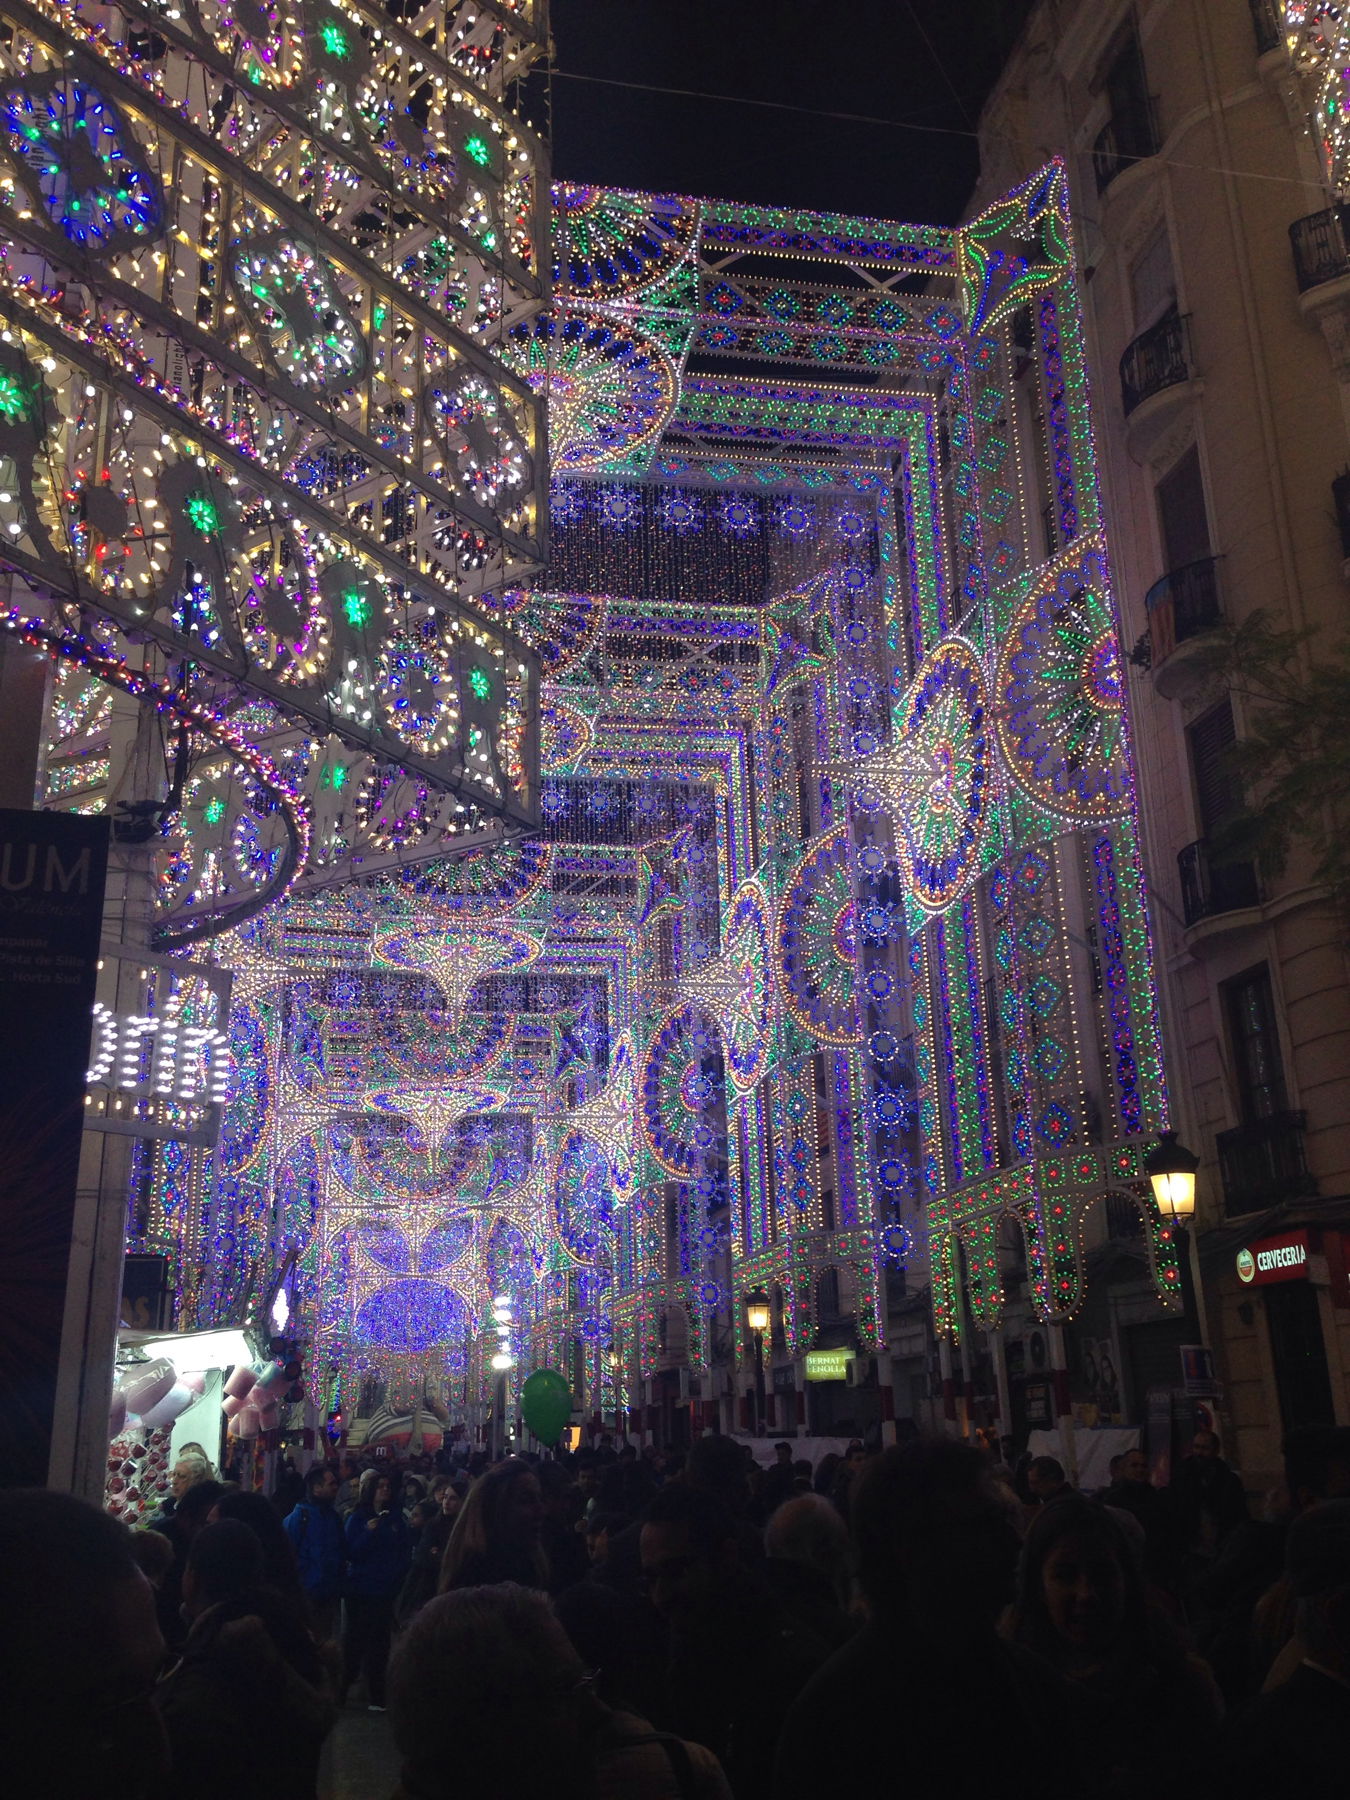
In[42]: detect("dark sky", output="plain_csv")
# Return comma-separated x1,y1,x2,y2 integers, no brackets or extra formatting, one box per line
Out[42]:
529,0,1035,226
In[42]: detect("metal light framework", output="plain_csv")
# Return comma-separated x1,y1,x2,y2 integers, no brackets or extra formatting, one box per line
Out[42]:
24,0,550,938
118,162,1183,1431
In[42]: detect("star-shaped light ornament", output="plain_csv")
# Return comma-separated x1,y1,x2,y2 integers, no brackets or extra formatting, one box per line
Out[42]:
361,1083,510,1173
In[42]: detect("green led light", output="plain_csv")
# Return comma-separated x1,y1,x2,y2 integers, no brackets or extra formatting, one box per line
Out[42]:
323,763,349,791
468,666,492,701
321,21,349,55
342,589,370,627
0,372,29,423
464,135,491,167
184,492,219,535
373,302,387,331
202,797,226,825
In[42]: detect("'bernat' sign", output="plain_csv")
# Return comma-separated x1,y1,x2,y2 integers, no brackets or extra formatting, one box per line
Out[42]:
1236,1229,1311,1286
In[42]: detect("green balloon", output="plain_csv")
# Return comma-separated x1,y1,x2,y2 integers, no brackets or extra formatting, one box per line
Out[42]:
520,1368,573,1446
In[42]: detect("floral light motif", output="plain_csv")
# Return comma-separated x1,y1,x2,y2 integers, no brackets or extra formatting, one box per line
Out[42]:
0,75,161,250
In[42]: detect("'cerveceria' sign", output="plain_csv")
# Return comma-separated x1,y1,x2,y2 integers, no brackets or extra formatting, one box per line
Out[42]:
1236,1229,1310,1286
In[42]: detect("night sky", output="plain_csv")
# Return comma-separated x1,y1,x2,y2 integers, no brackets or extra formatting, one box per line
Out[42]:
529,0,1035,226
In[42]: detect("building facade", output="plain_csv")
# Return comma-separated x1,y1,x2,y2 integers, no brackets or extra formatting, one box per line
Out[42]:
975,0,1350,1492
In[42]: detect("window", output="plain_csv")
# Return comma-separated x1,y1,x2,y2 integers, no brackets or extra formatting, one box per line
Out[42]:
1102,24,1155,157
1187,700,1240,838
1130,227,1176,333
1225,965,1287,1121
1156,446,1211,572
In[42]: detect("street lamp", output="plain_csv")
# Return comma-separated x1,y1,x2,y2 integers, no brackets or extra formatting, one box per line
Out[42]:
1145,1129,1198,1220
1145,1129,1203,1342
744,1289,770,1436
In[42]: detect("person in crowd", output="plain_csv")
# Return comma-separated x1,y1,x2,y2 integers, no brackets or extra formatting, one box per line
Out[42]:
388,1584,732,1799
775,1440,1077,1800
210,1486,305,1607
439,1457,549,1592
0,1489,169,1799
642,1483,829,1800
146,1452,211,1529
283,1463,347,1641
1211,1500,1350,1793
335,1453,363,1515
272,1452,304,1516
402,1474,427,1516
1171,1429,1248,1576
130,1526,175,1592
762,1492,855,1647
157,1475,228,1648
1006,1496,1221,1793
539,1457,590,1591
1224,1425,1350,1692
1026,1454,1074,1507
581,1508,631,1576
343,1468,412,1709
811,1451,841,1501
753,1440,798,1522
826,1440,868,1522
1101,1445,1178,1589
155,1519,336,1800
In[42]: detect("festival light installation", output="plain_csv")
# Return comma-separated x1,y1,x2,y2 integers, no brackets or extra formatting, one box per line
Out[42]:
77,155,1187,1443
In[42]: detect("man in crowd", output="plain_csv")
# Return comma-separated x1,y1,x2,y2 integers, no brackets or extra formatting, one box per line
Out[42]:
283,1462,346,1639
0,1489,169,1798
1025,1455,1073,1507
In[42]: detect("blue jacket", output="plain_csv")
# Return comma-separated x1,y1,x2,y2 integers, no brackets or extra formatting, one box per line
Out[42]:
282,1499,346,1601
344,1504,412,1597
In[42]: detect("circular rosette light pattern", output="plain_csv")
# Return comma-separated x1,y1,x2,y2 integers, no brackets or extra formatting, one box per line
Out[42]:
775,827,861,1046
897,639,991,910
237,514,326,681
424,369,532,507
640,1003,726,1177
489,589,607,679
231,231,367,395
505,312,676,473
693,878,773,1095
552,1129,617,1262
554,184,699,296
353,1279,469,1354
996,555,1132,820
355,764,433,850
0,75,161,252
378,623,459,755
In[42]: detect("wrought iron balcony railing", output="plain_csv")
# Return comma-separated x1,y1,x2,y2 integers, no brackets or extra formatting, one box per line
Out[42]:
1217,1110,1317,1217
1145,555,1223,662
1290,207,1350,293
1120,309,1192,416
1093,103,1160,193
1178,837,1260,927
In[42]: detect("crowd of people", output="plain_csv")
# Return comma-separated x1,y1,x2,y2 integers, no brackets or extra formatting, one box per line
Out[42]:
3,1422,1349,1798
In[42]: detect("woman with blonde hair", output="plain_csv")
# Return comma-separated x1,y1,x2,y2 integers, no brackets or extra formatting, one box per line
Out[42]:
437,1456,549,1592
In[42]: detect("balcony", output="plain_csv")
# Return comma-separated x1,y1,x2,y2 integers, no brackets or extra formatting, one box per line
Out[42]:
1178,837,1260,929
1145,555,1224,696
1250,0,1282,56
1120,310,1198,459
1121,310,1191,415
1092,106,1159,195
1217,1110,1317,1217
1290,207,1350,294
